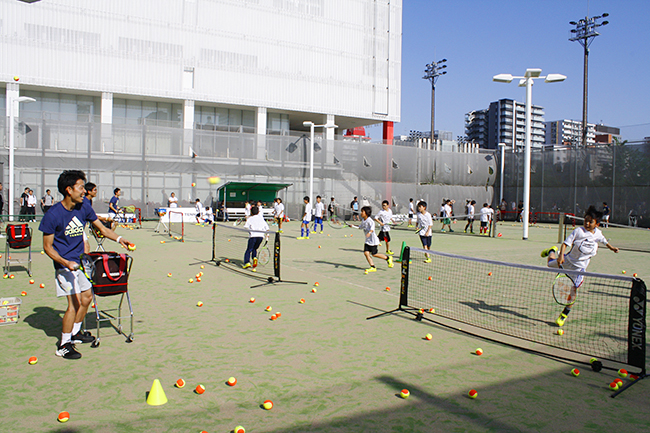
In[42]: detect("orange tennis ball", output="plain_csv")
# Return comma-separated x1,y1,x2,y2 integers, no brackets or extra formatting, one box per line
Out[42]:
28,356,38,365
40,283,45,288
167,273,172,277
196,277,201,282
197,301,203,307
318,245,321,248
57,411,70,423
175,378,186,388
265,306,272,311
21,291,27,296
270,314,277,321
299,298,305,304
311,288,317,293
429,308,435,313
227,377,237,386
428,276,432,281
10,274,15,279
249,297,255,303
400,389,410,398
160,240,165,244
609,382,619,390
571,368,580,377
475,348,483,356
263,399,273,410
200,265,205,269
633,273,638,277
188,278,193,283
488,272,492,276
195,384,206,394
234,426,245,433
276,312,281,318
127,243,136,251
468,389,478,399
191,182,196,187
29,279,35,284
314,282,319,286
425,333,432,340
386,287,391,291
618,369,628,378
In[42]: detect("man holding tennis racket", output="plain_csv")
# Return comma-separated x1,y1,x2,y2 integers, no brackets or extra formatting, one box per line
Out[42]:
541,205,619,327
40,170,131,360
242,205,269,270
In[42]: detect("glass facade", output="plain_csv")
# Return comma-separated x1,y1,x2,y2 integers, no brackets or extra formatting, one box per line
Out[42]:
17,91,101,122
113,98,183,127
194,105,255,133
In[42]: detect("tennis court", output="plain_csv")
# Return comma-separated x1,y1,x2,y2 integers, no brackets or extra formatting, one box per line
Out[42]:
2,219,649,432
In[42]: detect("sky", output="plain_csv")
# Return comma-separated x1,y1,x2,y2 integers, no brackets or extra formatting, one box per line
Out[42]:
368,0,650,142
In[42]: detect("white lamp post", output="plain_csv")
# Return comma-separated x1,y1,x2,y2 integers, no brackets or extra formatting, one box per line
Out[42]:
493,69,565,239
302,120,338,204
8,96,36,221
498,142,506,207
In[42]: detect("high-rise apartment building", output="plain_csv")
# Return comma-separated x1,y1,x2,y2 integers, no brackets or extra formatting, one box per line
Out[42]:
464,99,545,150
545,119,596,146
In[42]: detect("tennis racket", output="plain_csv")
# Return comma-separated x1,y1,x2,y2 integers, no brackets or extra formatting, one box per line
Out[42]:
257,237,271,266
389,217,406,228
234,217,245,227
79,253,97,284
552,265,577,306
328,215,352,229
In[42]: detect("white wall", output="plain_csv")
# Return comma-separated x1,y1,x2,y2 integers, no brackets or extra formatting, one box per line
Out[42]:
1,0,401,122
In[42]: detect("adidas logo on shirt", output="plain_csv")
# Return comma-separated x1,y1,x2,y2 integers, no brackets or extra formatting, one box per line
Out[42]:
64,216,85,237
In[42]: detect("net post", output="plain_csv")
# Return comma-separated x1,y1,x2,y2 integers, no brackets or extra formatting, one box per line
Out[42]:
558,213,565,243
273,231,281,280
211,223,216,262
399,246,410,307
627,278,646,373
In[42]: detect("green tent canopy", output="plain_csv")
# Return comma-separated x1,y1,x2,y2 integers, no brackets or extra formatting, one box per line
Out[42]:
217,182,292,206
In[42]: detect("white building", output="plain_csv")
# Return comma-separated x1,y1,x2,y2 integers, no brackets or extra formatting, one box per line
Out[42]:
545,119,595,146
2,0,402,143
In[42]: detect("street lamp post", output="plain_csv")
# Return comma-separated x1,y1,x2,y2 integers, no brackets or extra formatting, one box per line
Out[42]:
569,13,609,146
493,69,566,240
423,59,447,146
8,96,36,221
498,142,506,206
302,121,338,205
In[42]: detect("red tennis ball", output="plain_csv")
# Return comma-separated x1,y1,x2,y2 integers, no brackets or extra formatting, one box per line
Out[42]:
468,389,478,399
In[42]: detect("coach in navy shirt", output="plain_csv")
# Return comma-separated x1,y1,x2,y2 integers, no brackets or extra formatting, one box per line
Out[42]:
39,170,130,360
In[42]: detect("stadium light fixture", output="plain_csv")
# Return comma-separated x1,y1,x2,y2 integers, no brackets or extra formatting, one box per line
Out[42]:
303,120,338,205
8,96,36,221
423,58,448,143
569,12,609,148
493,69,565,240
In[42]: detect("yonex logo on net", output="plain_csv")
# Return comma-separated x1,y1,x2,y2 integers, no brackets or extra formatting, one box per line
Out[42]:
64,217,85,237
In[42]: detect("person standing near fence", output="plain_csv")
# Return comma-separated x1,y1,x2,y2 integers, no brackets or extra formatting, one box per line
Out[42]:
109,188,121,221
41,189,55,214
168,192,178,208
40,170,130,360
328,197,336,220
26,189,37,222
351,197,360,221
19,187,29,222
602,202,610,228
0,183,4,235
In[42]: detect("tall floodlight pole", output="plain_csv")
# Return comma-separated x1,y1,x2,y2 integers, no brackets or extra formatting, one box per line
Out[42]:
569,13,609,146
423,59,447,145
493,69,566,240
303,121,338,205
8,96,36,221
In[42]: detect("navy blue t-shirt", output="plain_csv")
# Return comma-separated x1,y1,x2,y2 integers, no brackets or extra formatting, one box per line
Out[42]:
39,201,97,269
109,196,119,212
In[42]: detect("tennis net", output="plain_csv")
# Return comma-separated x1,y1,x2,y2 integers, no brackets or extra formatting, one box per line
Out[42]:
168,211,184,242
380,246,646,374
560,214,650,253
211,223,280,280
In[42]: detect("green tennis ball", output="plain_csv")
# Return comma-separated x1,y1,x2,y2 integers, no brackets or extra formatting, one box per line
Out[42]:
571,368,580,377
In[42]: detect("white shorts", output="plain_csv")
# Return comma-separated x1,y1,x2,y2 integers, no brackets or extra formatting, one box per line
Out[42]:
55,268,92,298
547,259,585,288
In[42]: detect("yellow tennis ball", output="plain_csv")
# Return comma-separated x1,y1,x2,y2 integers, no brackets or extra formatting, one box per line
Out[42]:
425,333,432,340
557,329,564,335
188,278,194,283
197,301,203,307
400,389,410,398
234,426,245,433
475,348,483,356
263,399,273,410
208,176,221,184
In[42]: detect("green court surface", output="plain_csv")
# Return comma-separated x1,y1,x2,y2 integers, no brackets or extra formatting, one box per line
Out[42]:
1,219,649,432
